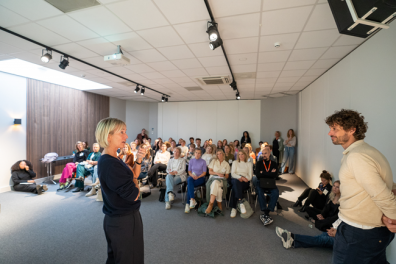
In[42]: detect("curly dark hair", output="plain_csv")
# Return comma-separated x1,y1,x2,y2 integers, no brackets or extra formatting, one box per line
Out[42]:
11,160,33,172
325,109,368,140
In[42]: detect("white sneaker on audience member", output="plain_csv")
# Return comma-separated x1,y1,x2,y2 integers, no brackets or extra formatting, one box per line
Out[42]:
275,226,285,238
185,204,190,213
279,229,293,249
239,203,246,214
190,199,197,209
165,202,171,210
169,192,175,202
85,187,97,197
96,189,103,202
230,208,237,218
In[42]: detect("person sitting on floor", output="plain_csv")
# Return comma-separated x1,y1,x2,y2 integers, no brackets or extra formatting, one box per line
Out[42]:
148,143,170,188
275,219,340,250
254,148,279,226
293,170,333,212
72,143,102,192
202,145,216,168
59,141,89,190
137,144,153,181
205,149,231,214
224,144,235,166
165,147,187,210
185,148,207,213
11,160,47,194
305,180,341,232
230,150,253,218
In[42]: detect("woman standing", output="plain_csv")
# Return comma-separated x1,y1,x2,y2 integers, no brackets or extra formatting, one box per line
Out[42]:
272,131,283,163
96,118,146,264
280,129,297,174
240,131,251,145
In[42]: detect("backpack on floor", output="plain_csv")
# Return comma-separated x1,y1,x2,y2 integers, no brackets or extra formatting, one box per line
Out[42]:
238,199,254,219
159,188,166,202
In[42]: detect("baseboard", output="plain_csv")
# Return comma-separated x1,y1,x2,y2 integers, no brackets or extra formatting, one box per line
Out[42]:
0,185,11,193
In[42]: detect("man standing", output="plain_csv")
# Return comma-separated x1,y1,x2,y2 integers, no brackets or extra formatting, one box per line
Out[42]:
136,128,148,143
326,109,396,264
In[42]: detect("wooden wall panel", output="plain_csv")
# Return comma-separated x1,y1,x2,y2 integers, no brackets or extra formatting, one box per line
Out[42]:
27,79,109,178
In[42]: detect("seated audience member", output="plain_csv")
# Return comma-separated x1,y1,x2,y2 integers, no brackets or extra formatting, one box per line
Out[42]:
185,148,207,213
202,145,216,167
241,131,251,145
137,144,153,181
230,150,253,218
168,137,173,144
275,219,339,249
202,140,209,153
217,140,224,151
245,143,256,165
148,143,170,188
185,144,196,170
305,181,341,232
136,128,148,143
59,141,89,190
72,143,101,192
205,149,231,214
175,138,182,147
233,140,240,159
130,142,138,161
188,137,195,148
228,144,236,161
168,140,178,157
180,139,188,158
165,141,171,150
223,139,228,148
257,145,277,163
118,143,135,169
293,170,333,212
165,148,187,210
83,141,91,152
196,138,204,154
224,145,235,166
153,138,163,153
243,146,254,164
208,138,213,145
11,160,47,194
256,141,263,156
135,139,142,150
254,148,279,226
147,138,152,147
85,164,100,197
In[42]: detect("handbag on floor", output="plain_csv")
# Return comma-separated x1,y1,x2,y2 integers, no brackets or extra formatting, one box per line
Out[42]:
238,199,254,219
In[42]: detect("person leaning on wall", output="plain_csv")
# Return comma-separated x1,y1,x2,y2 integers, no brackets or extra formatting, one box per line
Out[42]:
11,160,47,195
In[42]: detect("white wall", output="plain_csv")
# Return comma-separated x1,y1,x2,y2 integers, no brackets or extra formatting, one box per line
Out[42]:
157,100,261,149
0,72,27,193
148,103,158,140
296,25,396,261
109,97,126,122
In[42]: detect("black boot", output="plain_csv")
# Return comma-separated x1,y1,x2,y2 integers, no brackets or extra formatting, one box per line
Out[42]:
299,205,307,212
72,187,82,193
292,199,302,207
36,185,43,195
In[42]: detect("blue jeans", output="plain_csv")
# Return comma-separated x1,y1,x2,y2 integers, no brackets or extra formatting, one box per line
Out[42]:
165,174,183,202
138,172,148,179
92,166,98,184
186,176,205,204
255,180,279,212
294,232,334,248
75,165,94,188
332,222,394,264
280,146,295,173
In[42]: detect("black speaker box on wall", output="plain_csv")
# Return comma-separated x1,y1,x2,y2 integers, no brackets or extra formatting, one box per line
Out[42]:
328,0,396,38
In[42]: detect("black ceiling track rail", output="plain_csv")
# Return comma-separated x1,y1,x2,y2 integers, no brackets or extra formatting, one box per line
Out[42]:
203,0,240,95
0,26,170,99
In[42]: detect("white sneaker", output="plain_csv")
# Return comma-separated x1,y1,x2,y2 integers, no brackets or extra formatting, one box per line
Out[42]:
280,229,293,249
190,199,197,209
165,202,171,210
275,226,285,238
185,203,190,213
169,192,175,202
230,208,237,218
239,203,246,214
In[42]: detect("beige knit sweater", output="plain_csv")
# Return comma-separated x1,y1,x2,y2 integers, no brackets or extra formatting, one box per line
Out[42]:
339,140,396,227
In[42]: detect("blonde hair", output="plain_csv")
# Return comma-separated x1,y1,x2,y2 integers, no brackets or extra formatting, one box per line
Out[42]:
206,145,214,154
328,180,341,204
75,141,83,151
174,147,182,156
95,118,126,148
120,143,132,155
237,149,248,162
245,143,253,153
215,149,225,160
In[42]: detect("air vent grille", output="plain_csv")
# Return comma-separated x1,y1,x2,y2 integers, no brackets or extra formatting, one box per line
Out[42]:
196,76,230,85
184,86,203,91
44,0,100,13
234,72,256,79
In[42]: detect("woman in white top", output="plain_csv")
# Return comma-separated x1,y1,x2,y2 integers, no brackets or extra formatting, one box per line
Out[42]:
206,149,231,214
179,139,189,158
280,129,297,174
201,145,216,168
147,143,170,188
168,140,177,157
230,150,253,218
164,148,187,210
130,142,138,161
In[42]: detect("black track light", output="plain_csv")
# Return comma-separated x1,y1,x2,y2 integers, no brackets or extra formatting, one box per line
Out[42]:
236,92,241,100
229,80,237,91
134,84,140,93
140,87,145,95
59,56,69,69
161,96,165,102
165,97,168,103
207,21,223,51
206,25,219,41
41,49,52,63
209,38,223,50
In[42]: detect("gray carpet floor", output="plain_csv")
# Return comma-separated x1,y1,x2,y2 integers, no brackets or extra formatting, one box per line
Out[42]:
0,174,332,264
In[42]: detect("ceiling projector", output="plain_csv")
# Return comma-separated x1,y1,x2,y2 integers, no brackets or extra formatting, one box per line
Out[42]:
104,45,130,66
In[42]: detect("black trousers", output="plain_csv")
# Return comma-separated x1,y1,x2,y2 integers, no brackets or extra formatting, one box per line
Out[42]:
273,150,280,163
306,207,338,232
104,210,144,264
299,188,326,210
147,163,167,187
229,179,250,209
14,184,37,193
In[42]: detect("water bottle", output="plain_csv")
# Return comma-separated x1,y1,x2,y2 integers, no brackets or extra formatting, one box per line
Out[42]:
308,224,313,228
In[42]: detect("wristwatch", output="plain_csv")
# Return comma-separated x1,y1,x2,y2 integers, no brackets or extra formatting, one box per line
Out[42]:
135,161,142,165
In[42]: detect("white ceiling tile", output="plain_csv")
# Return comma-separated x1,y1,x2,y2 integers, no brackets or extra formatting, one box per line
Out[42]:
304,68,326,76
153,78,175,84
261,6,313,35
161,70,186,78
256,71,280,78
106,0,169,31
129,49,167,63
333,35,365,46
8,23,71,46
0,0,63,21
0,5,29,27
172,58,202,69
84,56,118,68
320,45,357,59
304,4,337,31
173,20,208,44
140,80,159,85
84,69,113,78
299,76,317,83
257,62,285,71
205,66,231,75
137,26,184,48
255,81,275,88
258,50,291,63
0,31,42,50
107,66,134,75
263,0,317,11
289,47,327,61
104,32,153,52
188,42,223,57
122,73,148,81
259,33,300,52
77,38,117,56
125,63,156,73
153,0,209,24
231,64,256,73
169,77,194,83
228,53,257,65
217,13,261,39
274,82,295,88
52,43,99,59
0,41,23,55
140,71,166,79
256,78,277,84
311,59,338,69
279,70,306,77
210,0,261,17
68,59,95,70
157,45,195,60
147,61,178,71
69,6,131,36
317,0,328,3
224,37,259,55
283,60,316,70
176,82,198,88
277,76,299,83
295,29,340,49
198,56,227,67
37,15,100,42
